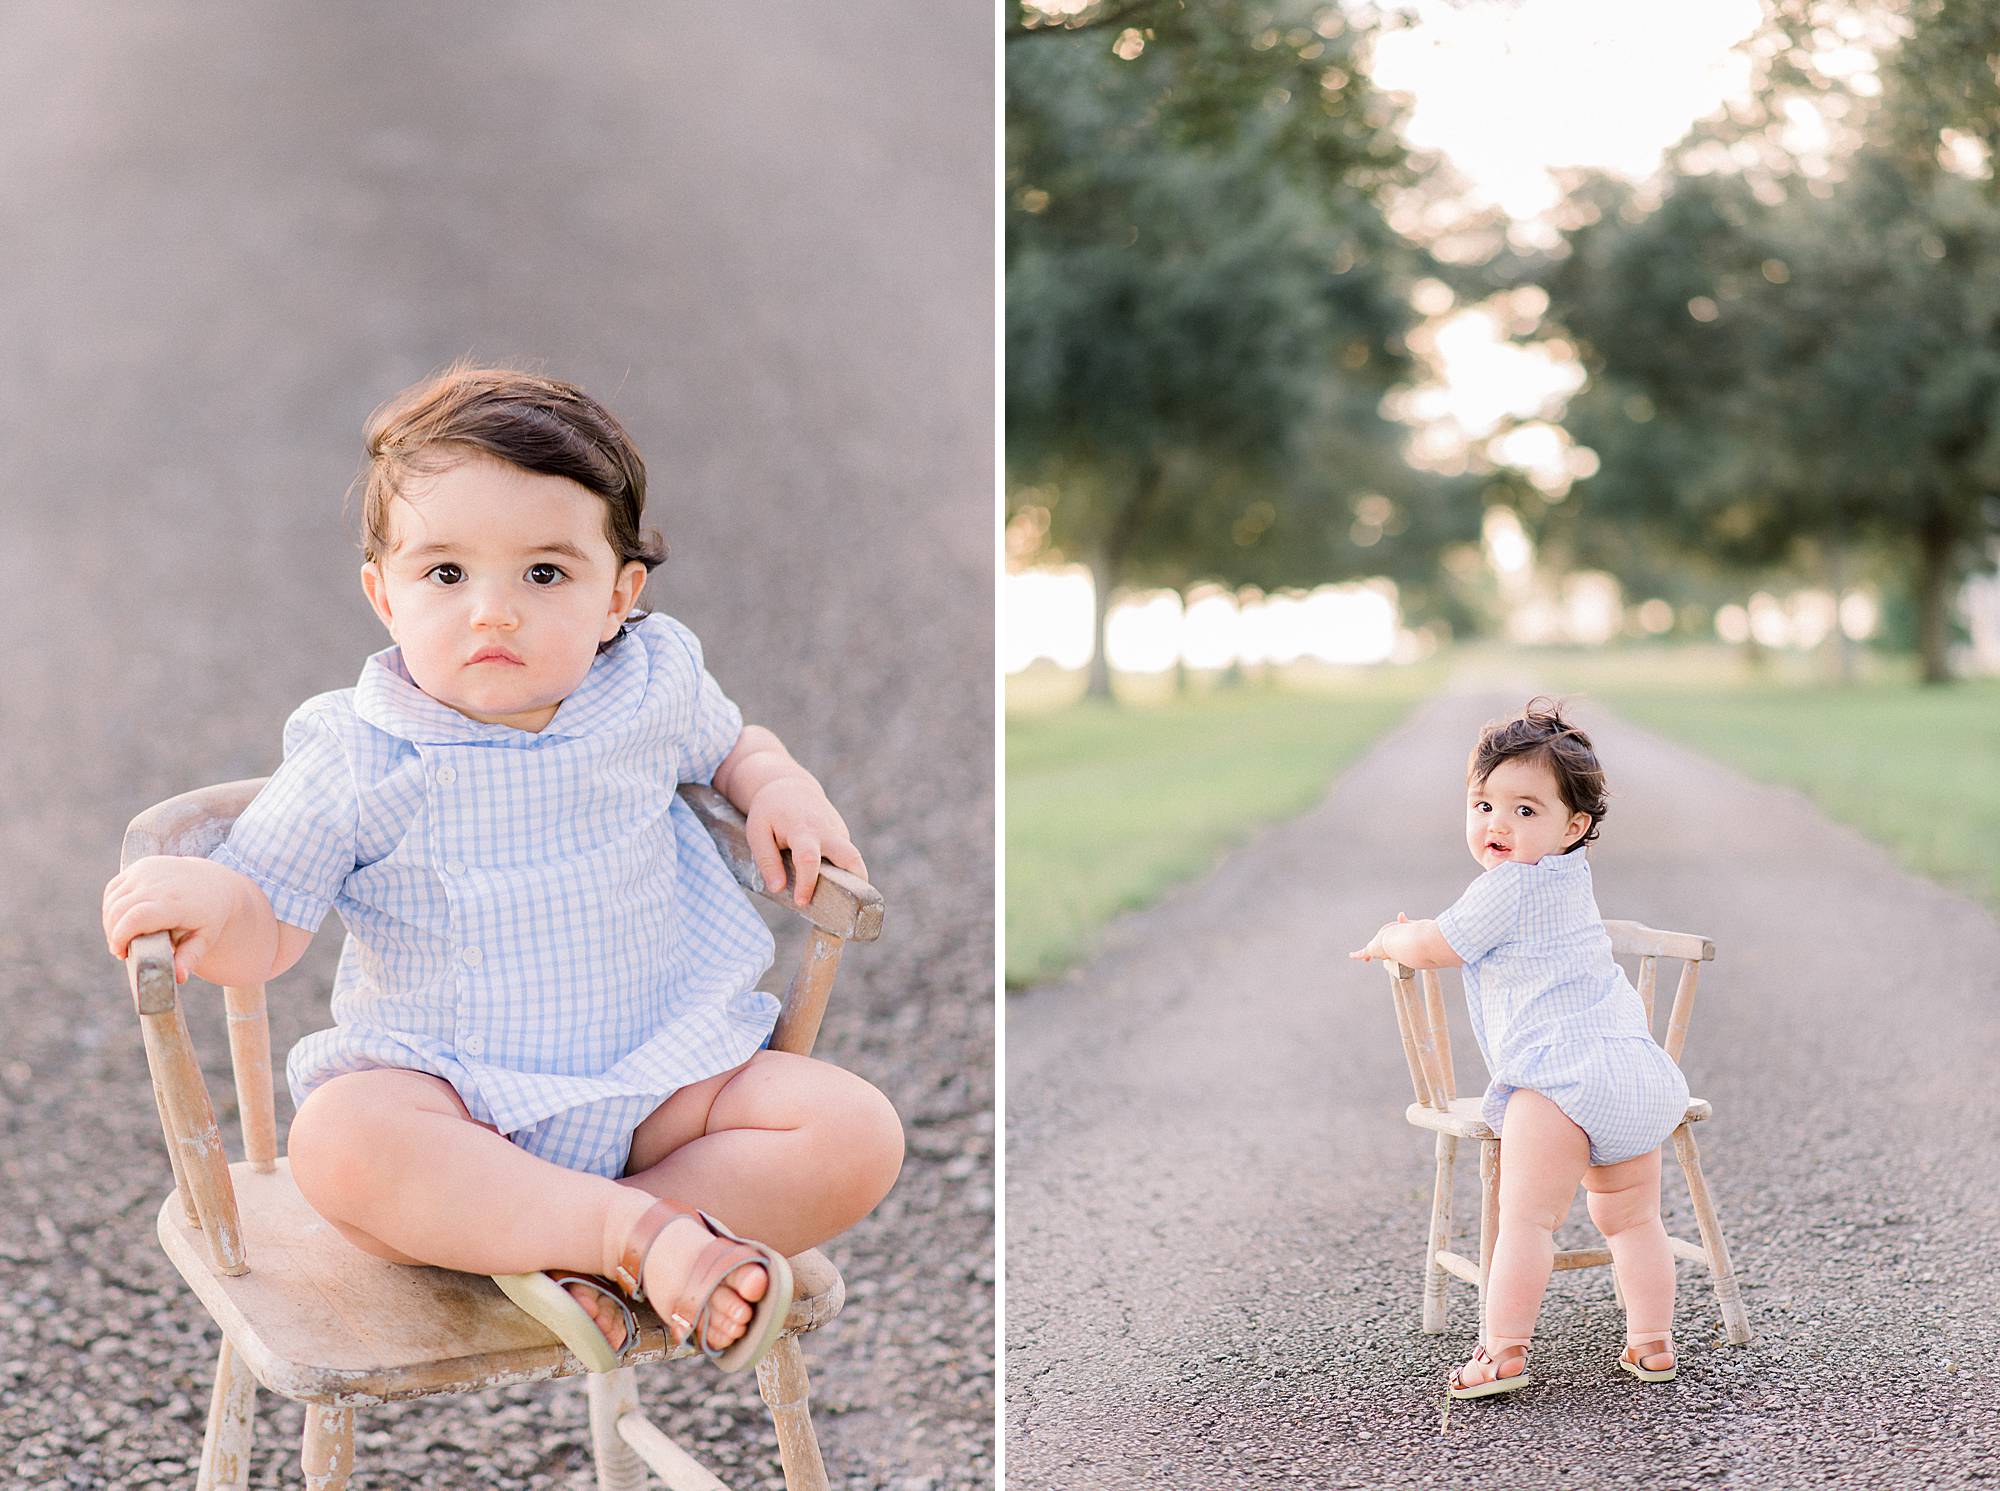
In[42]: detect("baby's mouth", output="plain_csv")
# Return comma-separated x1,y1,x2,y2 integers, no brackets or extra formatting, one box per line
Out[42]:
1486,841,1511,854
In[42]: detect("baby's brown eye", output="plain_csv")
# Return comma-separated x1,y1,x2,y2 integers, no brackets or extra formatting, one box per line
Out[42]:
428,563,463,585
527,563,565,586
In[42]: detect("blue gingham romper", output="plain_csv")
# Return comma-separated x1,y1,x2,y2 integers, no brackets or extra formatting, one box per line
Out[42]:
1434,850,1689,1166
210,611,780,1179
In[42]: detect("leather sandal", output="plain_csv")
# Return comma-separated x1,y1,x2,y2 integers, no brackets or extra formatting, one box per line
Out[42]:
491,1268,639,1374
1448,1341,1532,1399
612,1196,795,1375
1619,1333,1678,1383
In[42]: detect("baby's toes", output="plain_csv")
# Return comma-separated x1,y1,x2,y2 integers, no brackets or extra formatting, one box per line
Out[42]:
565,1282,627,1351
730,1260,768,1305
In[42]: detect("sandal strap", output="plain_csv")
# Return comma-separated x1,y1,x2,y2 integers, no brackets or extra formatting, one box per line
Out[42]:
612,1197,699,1302
610,1196,773,1358
544,1272,641,1363
670,1235,770,1360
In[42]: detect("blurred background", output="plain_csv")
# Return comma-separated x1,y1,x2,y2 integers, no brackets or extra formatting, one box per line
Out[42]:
1005,0,2000,985
1,6,992,1488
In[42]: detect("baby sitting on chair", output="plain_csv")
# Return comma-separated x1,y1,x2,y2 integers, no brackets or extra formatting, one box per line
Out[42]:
1350,698,1688,1398
102,361,904,1374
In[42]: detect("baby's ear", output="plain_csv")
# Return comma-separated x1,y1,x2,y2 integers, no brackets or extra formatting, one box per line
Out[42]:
359,561,395,634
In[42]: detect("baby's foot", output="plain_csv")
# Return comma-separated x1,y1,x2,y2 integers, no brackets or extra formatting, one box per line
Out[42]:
563,1280,634,1353
639,1213,768,1354
1449,1341,1530,1397
1621,1338,1676,1373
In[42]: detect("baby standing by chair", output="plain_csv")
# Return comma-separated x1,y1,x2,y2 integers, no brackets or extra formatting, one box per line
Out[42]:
101,362,904,1375
1350,698,1688,1398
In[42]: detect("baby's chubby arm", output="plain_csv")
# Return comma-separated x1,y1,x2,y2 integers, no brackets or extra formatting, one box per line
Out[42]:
1348,912,1464,970
712,725,868,907
102,857,313,988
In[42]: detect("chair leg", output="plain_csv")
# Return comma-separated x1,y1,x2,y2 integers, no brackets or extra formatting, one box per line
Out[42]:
195,1339,256,1491
586,1368,650,1491
301,1404,353,1491
1422,1133,1457,1334
1671,1122,1753,1346
757,1336,831,1491
1476,1138,1500,1298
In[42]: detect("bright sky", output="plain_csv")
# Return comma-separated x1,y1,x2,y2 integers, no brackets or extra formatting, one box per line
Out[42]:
1371,0,1764,225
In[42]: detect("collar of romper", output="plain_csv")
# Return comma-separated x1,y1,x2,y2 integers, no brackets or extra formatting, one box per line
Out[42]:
353,627,647,747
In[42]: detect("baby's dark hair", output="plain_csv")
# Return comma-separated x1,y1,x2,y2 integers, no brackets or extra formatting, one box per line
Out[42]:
356,359,667,573
1467,696,1609,853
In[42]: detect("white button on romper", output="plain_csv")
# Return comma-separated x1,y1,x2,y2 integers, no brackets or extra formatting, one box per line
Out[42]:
210,612,780,1179
1434,850,1688,1167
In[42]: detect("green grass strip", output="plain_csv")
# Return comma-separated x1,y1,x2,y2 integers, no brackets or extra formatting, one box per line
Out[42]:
1006,668,1437,987
1502,641,2000,911
1595,676,2000,911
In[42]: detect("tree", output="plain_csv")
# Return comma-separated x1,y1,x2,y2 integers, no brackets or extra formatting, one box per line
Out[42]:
1539,1,2000,682
1007,1,1470,693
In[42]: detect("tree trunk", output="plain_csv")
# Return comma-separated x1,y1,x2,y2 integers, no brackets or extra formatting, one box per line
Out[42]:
1086,547,1116,700
1824,539,1857,686
1084,460,1164,702
1916,512,1955,686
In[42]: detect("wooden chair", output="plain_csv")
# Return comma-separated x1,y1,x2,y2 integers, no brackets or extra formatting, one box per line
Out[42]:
119,779,883,1491
1379,920,1751,1347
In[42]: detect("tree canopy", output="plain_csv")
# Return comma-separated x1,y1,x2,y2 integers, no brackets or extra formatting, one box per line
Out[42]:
1007,1,1477,689
1540,0,2000,681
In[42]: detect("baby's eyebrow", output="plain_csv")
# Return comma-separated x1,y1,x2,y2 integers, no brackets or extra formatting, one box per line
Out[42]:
399,540,594,561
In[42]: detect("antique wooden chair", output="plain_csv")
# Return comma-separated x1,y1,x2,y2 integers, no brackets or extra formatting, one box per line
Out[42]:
120,779,883,1491
1379,920,1751,1348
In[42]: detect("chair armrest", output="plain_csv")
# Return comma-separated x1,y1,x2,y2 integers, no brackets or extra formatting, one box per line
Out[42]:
676,784,883,942
124,931,246,1273
127,930,180,1015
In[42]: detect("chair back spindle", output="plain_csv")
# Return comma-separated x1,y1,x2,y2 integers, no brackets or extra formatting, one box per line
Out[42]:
1663,959,1701,1064
1420,969,1456,1102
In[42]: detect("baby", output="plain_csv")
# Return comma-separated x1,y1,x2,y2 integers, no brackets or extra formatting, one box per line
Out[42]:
1350,698,1689,1397
102,363,904,1374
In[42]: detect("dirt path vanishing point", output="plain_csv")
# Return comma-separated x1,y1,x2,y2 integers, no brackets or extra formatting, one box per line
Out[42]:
1007,682,2000,1490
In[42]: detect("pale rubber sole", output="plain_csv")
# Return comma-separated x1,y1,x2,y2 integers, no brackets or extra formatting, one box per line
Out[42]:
492,1271,623,1373
1448,1369,1532,1400
1619,1356,1678,1383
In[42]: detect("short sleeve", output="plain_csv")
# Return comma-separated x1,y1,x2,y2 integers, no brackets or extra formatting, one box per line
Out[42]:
660,618,745,784
1436,865,1524,965
208,703,360,932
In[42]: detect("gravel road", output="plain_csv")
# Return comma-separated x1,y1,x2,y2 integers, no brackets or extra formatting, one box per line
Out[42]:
1006,683,2000,1489
0,7,993,1488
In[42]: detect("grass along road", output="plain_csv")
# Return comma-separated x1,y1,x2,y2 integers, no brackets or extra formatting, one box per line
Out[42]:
1006,664,1439,986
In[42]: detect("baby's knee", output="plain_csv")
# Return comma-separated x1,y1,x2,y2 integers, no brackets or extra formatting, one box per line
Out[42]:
833,1073,905,1200
287,1070,446,1205
1585,1182,1661,1238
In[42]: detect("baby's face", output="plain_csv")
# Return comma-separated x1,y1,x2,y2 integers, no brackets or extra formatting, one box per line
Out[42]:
1465,755,1592,870
360,455,647,732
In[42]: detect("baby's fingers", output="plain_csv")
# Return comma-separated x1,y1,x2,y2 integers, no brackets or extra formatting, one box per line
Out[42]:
171,928,210,986
822,835,867,883
790,836,823,907
746,815,787,897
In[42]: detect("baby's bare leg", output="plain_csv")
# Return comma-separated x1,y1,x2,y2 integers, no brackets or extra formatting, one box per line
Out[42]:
287,1069,656,1275
1473,1089,1591,1377
288,1069,684,1350
622,1049,905,1257
1584,1147,1675,1367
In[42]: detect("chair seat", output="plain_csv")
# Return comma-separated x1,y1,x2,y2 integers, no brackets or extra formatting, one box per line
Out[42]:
1404,1094,1712,1140
157,1158,844,1407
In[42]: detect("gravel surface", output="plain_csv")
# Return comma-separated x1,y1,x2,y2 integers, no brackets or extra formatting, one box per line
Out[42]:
1006,681,2000,1489
0,7,993,1488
